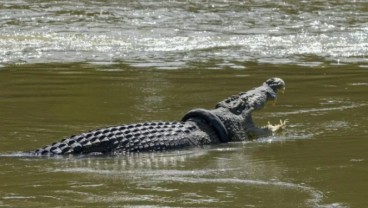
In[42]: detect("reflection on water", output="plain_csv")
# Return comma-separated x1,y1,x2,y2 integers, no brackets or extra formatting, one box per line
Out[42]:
56,150,209,172
46,148,325,207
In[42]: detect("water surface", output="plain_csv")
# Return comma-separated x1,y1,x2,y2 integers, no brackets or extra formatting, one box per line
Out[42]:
0,65,367,208
0,1,368,208
1,0,367,68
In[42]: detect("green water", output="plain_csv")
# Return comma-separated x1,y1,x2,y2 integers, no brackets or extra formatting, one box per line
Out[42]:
1,0,368,207
0,63,367,207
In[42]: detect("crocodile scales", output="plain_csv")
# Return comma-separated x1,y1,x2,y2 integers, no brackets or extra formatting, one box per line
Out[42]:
27,77,286,156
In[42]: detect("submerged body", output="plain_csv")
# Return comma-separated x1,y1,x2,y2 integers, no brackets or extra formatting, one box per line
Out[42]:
29,78,286,156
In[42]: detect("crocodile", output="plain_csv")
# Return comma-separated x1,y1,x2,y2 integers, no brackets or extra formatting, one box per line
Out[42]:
27,77,286,156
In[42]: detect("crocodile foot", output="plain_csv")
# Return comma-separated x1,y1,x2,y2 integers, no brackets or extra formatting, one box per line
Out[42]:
266,119,288,132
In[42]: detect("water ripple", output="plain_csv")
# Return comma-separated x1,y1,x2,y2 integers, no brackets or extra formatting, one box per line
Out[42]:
1,0,367,68
271,103,367,116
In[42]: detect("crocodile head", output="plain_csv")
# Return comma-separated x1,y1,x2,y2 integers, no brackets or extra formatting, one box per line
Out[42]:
216,77,286,114
265,77,286,94
211,77,286,141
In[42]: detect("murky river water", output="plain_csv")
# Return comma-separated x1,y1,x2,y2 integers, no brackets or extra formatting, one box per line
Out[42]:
0,1,367,208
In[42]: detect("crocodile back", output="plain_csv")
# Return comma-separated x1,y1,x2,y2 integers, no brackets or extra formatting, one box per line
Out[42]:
31,121,201,156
